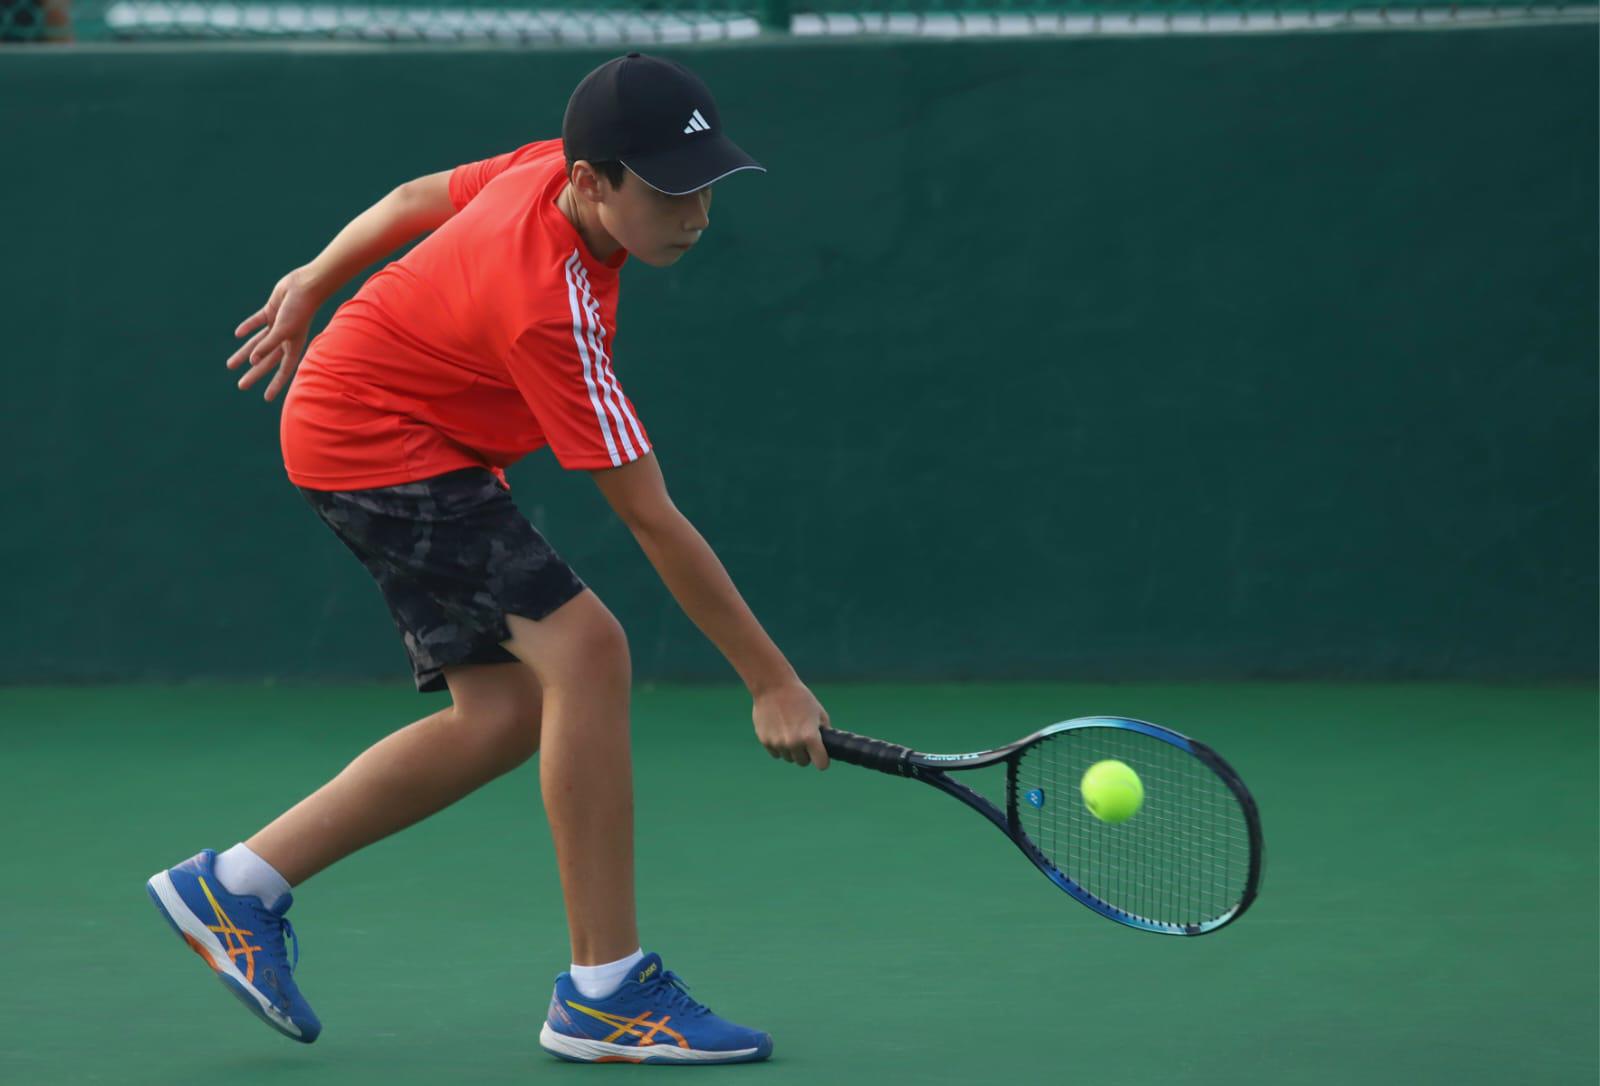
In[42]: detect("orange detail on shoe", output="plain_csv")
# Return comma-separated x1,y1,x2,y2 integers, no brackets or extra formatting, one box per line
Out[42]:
196,876,264,983
601,1010,654,1045
565,1000,690,1049
182,932,218,970
635,1016,676,1047
595,1056,644,1063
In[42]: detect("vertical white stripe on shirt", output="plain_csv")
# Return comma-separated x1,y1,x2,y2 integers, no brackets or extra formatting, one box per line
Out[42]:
580,289,637,460
563,251,621,467
576,264,650,454
573,265,642,461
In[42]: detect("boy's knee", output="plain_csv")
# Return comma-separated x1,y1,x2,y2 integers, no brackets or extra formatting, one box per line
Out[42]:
503,592,630,690
577,607,630,675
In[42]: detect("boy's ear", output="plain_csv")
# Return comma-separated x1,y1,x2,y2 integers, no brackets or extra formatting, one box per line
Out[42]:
569,161,611,202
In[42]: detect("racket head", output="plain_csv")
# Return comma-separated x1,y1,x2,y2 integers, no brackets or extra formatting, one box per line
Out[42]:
1000,717,1264,935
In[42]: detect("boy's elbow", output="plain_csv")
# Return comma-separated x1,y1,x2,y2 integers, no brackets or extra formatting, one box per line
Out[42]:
617,496,684,540
591,452,680,537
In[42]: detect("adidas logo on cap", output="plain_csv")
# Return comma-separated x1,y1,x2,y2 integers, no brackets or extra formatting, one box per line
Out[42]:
682,109,710,135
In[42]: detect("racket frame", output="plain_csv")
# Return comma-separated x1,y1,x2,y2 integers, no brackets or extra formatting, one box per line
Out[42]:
822,716,1264,936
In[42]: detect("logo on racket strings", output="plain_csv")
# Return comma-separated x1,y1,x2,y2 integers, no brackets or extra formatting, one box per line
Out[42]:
1025,789,1046,809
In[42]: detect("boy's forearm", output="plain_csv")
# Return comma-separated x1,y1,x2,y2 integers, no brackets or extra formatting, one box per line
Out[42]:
629,511,798,696
301,176,455,301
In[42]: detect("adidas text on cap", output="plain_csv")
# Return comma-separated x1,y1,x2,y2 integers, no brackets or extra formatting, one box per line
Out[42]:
562,53,765,196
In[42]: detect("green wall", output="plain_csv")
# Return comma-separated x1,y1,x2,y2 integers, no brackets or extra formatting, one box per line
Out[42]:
2,26,1594,684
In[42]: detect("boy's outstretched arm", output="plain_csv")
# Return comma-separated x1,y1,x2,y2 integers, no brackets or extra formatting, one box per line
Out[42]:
228,170,457,401
592,453,832,771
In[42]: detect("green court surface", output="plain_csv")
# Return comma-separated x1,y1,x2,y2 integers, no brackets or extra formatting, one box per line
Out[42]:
2,681,1595,1085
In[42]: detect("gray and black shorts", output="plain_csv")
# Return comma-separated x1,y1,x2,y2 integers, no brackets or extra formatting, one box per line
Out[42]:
300,468,586,693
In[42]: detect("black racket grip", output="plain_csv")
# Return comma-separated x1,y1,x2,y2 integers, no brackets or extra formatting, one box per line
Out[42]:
821,728,915,777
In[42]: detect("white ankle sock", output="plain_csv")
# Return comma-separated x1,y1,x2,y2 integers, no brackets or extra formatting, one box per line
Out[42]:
569,949,645,999
213,844,292,911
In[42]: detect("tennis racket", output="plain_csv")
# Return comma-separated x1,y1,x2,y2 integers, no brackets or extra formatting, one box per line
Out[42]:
821,717,1263,935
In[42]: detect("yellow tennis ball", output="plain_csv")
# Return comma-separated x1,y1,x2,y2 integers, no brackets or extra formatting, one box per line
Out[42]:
1081,760,1144,824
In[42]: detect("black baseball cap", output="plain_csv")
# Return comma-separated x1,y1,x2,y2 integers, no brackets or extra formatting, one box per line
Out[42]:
562,53,765,196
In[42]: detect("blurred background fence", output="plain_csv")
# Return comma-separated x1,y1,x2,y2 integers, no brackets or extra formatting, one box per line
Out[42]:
2,0,1595,42
2,26,1594,684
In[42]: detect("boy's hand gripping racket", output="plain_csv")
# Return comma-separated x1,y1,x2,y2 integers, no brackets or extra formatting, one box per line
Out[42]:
821,718,1263,935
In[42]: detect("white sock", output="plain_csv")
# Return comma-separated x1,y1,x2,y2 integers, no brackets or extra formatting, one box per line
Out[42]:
569,949,646,999
213,844,293,911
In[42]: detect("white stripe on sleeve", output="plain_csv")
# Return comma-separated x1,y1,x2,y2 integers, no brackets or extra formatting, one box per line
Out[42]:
576,270,643,463
563,251,621,467
576,265,650,455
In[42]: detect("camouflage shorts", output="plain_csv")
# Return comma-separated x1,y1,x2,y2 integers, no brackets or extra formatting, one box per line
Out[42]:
300,468,585,693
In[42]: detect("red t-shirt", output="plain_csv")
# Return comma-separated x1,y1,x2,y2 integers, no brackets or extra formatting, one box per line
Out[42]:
280,139,650,491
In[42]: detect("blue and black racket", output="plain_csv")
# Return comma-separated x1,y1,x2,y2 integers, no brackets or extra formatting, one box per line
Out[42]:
821,717,1263,935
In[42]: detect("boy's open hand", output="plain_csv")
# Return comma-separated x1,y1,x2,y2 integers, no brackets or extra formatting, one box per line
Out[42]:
227,268,325,401
753,681,831,771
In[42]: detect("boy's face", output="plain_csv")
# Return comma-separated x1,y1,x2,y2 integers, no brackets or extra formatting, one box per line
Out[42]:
575,163,713,268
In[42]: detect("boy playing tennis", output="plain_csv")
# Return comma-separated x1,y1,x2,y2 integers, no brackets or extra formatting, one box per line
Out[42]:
146,54,828,1066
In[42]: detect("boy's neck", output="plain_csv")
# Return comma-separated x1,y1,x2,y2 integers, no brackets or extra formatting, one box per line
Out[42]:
557,183,623,264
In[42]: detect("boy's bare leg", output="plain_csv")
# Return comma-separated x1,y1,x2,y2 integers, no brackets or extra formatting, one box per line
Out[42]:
241,588,637,966
501,593,638,967
246,662,543,886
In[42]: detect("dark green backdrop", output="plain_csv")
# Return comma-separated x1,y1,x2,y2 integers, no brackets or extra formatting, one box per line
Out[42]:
2,25,1595,684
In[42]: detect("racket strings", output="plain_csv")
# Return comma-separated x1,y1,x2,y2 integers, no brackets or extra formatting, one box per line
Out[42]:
1014,730,1252,929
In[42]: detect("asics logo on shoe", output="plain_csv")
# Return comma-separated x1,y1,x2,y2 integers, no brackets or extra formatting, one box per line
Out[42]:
197,876,263,982
637,961,659,983
565,1001,689,1049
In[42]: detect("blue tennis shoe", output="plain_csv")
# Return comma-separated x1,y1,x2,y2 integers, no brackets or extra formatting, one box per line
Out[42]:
146,849,321,1043
540,953,772,1064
